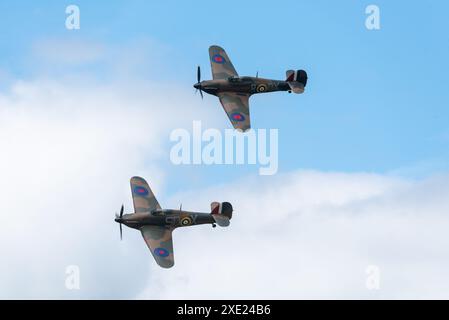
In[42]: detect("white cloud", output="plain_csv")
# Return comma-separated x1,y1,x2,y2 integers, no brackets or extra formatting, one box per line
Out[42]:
137,171,449,299
33,38,105,65
0,72,218,298
29,36,174,82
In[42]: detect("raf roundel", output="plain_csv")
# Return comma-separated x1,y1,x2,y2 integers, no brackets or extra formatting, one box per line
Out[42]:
230,112,245,122
133,186,149,196
181,216,193,226
154,247,169,258
212,54,226,64
256,84,267,93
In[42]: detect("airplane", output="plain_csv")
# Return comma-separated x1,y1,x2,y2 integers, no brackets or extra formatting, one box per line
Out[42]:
114,176,233,268
194,45,308,132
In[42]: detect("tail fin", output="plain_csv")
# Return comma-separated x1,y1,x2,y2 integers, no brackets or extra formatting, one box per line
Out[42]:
286,70,295,82
210,202,233,219
210,202,233,227
286,69,308,94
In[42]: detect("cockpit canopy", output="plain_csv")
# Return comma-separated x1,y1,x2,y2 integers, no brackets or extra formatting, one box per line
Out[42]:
228,76,241,82
228,76,251,83
151,209,167,216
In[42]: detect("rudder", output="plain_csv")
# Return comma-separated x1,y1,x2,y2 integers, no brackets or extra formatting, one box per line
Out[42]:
286,69,308,86
210,201,233,219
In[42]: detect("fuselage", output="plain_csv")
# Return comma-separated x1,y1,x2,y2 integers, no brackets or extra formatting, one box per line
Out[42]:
194,76,291,96
115,209,215,230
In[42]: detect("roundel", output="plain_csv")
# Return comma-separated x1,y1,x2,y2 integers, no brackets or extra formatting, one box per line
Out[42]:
180,216,193,226
154,247,169,257
133,186,149,196
256,84,267,92
212,54,226,64
230,112,245,122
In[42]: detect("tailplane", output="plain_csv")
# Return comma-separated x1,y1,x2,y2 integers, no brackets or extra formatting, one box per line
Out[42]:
286,69,308,94
210,201,233,227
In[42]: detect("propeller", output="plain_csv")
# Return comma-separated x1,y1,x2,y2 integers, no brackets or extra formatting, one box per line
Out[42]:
116,204,124,240
195,66,203,99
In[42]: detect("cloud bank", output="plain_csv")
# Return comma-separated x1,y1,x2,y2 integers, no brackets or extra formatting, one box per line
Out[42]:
0,72,215,298
138,171,449,299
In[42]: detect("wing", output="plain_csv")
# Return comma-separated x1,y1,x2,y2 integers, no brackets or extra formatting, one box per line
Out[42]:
218,92,251,131
130,176,161,213
209,45,238,80
141,225,174,268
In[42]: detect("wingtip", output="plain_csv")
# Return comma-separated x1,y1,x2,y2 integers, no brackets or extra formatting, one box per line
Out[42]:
130,176,146,183
209,44,224,51
235,127,251,133
159,261,175,269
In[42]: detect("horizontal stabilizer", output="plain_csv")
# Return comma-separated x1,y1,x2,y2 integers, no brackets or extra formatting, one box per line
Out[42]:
210,201,233,219
212,214,230,227
287,82,305,94
286,69,307,94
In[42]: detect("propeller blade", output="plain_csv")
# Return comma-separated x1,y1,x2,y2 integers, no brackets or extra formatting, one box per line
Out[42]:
119,223,122,240
199,89,203,99
120,204,124,218
197,65,201,83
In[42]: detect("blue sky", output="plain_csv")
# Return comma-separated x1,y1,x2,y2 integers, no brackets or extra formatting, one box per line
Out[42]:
1,1,448,190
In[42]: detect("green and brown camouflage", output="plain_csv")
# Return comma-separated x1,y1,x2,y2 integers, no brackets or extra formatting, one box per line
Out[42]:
194,45,308,131
115,176,233,268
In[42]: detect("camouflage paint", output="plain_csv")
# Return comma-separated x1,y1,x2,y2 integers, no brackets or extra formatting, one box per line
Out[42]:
194,45,307,132
115,176,233,268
